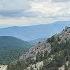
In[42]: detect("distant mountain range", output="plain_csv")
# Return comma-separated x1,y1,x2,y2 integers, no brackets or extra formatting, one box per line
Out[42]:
0,21,70,41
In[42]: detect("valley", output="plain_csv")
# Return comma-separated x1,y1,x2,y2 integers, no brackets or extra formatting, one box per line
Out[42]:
0,26,70,70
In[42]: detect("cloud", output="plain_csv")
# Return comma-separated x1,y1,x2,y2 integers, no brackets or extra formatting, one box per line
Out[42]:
0,0,70,26
0,17,55,25
52,0,70,2
0,0,30,10
30,1,70,17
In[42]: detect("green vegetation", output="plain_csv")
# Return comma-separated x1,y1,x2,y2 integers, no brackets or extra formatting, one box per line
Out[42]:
8,36,70,70
42,36,70,70
7,27,70,70
0,36,32,64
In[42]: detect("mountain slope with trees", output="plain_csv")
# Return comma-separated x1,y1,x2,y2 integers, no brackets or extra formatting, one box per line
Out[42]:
8,26,70,70
0,36,32,64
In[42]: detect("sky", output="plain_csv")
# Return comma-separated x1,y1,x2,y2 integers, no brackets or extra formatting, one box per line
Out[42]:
0,0,70,27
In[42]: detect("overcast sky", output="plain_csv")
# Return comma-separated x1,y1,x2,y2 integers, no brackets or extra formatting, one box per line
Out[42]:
0,0,70,26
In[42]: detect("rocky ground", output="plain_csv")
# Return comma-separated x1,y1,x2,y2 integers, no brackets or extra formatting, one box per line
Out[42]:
0,65,7,70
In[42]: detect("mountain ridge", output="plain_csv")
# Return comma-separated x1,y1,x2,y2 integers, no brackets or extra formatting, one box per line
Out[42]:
0,21,70,41
8,26,70,70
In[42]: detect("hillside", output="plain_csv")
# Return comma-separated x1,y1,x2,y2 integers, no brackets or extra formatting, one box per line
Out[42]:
7,26,70,70
0,21,70,41
0,36,31,64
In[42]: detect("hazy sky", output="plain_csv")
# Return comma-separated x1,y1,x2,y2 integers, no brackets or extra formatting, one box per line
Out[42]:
0,0,70,26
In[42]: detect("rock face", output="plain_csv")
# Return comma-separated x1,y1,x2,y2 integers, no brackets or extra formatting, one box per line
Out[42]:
57,26,70,43
20,41,51,60
21,26,70,60
0,65,7,70
22,26,70,69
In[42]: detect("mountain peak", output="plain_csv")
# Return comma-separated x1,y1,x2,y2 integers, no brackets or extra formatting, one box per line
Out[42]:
61,26,70,37
64,26,70,32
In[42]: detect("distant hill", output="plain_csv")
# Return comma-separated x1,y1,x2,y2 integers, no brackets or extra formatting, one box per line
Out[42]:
0,21,70,41
0,36,31,64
